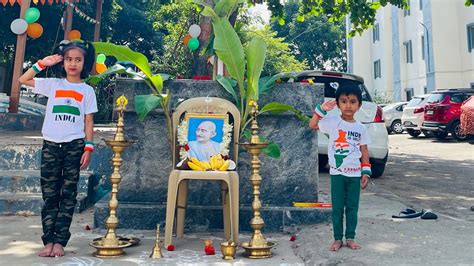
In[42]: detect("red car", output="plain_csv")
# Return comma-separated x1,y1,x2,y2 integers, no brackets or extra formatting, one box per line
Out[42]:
421,88,474,141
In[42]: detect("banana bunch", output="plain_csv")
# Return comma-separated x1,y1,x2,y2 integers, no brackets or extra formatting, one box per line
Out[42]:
209,154,230,171
186,155,230,171
187,157,211,171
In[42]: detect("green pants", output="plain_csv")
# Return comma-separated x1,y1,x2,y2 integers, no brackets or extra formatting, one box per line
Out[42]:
330,174,361,241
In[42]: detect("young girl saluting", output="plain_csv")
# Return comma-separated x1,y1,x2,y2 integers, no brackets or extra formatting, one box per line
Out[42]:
19,41,98,257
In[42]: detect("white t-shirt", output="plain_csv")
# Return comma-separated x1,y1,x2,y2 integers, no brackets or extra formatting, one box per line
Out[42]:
34,78,98,143
319,116,371,177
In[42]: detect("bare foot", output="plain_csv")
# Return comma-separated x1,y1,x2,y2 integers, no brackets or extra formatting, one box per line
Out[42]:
329,240,343,251
51,243,65,257
346,240,361,250
38,243,53,257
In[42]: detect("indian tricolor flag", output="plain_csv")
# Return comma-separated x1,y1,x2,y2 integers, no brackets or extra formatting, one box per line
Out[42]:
52,90,83,116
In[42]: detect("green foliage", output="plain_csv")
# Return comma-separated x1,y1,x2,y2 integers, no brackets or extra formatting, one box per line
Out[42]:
241,26,308,76
148,1,199,77
91,42,172,142
263,0,409,36
466,0,473,6
271,3,346,71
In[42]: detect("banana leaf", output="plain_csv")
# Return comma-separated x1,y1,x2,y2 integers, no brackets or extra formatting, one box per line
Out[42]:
212,17,245,95
246,37,267,101
216,74,239,106
259,102,296,114
135,95,162,121
93,42,163,93
259,72,298,96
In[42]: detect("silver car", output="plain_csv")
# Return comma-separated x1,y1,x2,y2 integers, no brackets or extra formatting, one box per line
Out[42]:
383,102,407,134
401,94,431,137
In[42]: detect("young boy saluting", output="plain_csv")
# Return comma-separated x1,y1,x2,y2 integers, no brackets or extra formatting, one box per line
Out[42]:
309,86,371,251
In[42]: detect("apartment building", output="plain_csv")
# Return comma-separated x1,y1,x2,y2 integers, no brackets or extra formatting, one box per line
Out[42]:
347,0,474,102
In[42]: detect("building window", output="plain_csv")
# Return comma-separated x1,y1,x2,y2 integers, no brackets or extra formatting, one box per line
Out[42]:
467,23,474,52
424,86,427,94
421,35,425,60
406,88,414,101
373,23,380,43
374,60,381,79
419,0,423,10
404,1,411,16
471,83,474,89
404,40,413,63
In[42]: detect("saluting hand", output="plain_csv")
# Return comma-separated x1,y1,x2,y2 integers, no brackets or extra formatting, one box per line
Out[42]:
321,100,337,112
40,54,63,67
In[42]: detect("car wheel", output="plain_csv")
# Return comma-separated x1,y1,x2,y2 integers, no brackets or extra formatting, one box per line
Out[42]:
406,129,421,137
451,120,468,141
433,131,448,140
421,130,434,137
391,120,404,134
371,161,386,178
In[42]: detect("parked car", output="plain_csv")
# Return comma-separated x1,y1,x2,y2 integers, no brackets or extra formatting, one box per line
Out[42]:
286,70,389,178
401,94,431,137
383,102,407,134
421,88,474,141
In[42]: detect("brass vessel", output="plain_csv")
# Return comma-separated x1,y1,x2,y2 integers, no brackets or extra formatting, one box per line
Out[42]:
90,95,134,257
239,101,276,258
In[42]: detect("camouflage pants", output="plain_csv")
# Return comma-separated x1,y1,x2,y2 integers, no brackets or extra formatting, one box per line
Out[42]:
40,139,84,246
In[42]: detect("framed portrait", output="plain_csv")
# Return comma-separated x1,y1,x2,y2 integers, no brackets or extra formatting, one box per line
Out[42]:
177,113,232,162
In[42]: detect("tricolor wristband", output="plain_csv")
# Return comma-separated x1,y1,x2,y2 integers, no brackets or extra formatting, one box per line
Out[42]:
32,61,46,74
361,163,372,177
314,104,327,118
84,141,94,152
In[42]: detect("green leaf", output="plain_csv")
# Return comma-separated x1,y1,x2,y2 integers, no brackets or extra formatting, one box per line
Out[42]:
201,6,218,19
259,72,297,95
214,0,239,17
93,42,152,80
212,17,246,93
260,102,296,115
85,64,127,85
149,74,163,93
246,37,267,101
216,74,239,105
135,95,162,121
262,142,280,158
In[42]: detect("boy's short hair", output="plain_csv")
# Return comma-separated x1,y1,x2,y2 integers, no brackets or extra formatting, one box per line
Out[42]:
335,86,363,105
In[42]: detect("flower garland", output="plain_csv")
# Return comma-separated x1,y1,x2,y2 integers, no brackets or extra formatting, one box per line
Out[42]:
177,119,233,161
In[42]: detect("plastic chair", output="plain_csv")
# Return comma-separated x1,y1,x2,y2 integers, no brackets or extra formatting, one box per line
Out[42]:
164,97,240,248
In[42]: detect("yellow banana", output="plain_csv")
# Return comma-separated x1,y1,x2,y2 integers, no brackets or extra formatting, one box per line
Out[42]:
209,155,217,170
190,157,208,170
218,160,230,171
201,161,211,170
188,161,205,171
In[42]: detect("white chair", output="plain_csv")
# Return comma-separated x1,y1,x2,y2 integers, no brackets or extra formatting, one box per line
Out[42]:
164,97,240,248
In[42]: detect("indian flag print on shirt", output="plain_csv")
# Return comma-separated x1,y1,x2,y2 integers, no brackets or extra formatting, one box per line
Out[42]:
334,129,350,168
52,90,83,116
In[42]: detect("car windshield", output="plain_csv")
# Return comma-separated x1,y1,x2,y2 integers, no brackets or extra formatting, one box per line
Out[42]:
427,93,446,103
406,97,424,107
311,76,372,102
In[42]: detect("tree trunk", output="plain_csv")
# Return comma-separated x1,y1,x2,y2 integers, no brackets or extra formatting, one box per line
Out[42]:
192,0,214,78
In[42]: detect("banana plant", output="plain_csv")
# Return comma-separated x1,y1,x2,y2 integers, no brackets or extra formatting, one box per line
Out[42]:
198,1,305,158
91,42,173,143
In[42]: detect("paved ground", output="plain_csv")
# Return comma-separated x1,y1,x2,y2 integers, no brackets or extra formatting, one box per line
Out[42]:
375,133,474,222
0,131,473,265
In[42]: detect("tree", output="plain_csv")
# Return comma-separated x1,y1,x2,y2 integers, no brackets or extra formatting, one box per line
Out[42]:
241,25,308,76
263,0,408,36
148,0,200,77
271,3,346,71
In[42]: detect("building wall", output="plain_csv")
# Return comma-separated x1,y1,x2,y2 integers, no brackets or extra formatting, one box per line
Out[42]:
348,0,474,102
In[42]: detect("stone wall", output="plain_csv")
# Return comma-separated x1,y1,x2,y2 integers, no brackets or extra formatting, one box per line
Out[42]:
95,79,328,231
